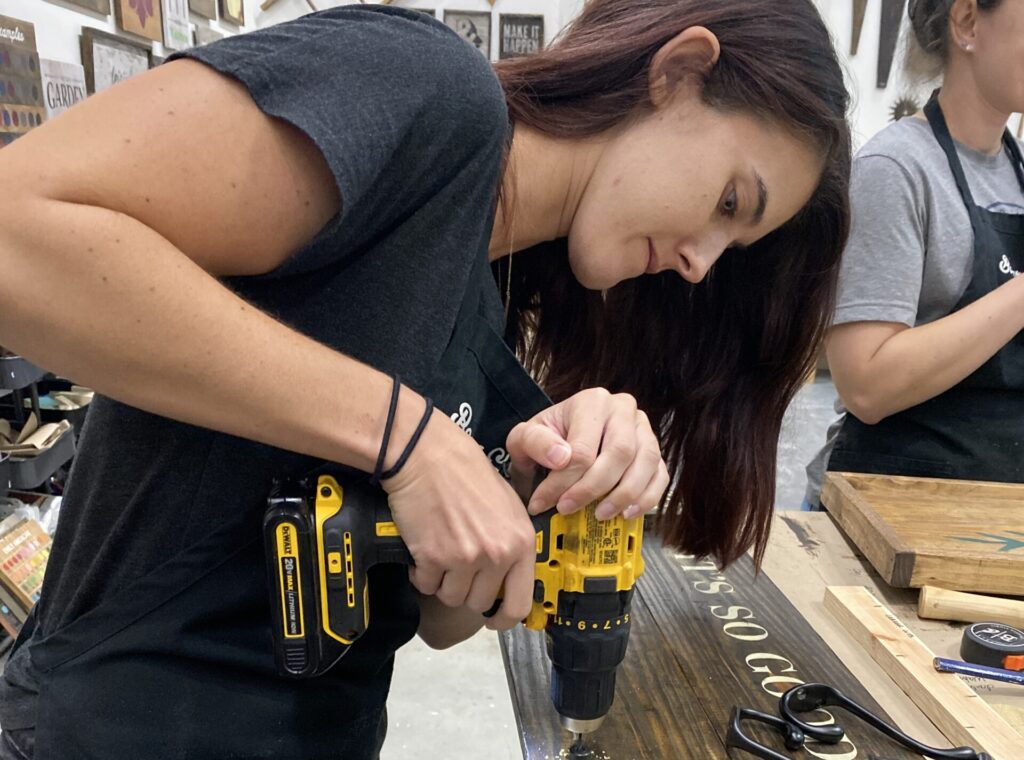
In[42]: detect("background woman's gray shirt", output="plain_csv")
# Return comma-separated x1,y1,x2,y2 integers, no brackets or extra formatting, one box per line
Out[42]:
804,116,1024,506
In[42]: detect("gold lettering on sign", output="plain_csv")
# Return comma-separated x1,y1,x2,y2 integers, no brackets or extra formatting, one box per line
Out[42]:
722,621,769,642
676,556,861,759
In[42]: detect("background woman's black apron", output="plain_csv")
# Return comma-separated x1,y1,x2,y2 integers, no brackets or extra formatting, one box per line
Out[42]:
2,252,550,760
828,93,1024,482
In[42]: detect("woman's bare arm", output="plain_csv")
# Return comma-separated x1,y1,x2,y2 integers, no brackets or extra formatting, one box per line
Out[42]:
827,274,1024,424
0,59,419,472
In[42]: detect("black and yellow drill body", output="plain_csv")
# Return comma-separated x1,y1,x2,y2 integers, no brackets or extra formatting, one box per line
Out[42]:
527,506,645,731
264,474,645,731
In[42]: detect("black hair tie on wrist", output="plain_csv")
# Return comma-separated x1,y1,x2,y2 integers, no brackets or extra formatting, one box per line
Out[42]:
379,397,434,482
371,373,402,485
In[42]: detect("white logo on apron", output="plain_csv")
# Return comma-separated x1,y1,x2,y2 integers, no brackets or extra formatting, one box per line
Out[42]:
999,254,1021,277
451,401,512,479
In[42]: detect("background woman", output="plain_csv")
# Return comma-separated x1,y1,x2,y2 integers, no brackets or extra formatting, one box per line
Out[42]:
805,0,1024,509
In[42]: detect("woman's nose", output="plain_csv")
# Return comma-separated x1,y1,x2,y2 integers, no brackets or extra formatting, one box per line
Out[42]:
677,239,726,284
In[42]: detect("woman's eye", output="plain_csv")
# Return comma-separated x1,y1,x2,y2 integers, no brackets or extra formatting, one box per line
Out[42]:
721,187,738,218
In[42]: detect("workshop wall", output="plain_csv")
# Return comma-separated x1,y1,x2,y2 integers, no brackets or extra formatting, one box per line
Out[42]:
0,0,257,65
7,0,1022,152
812,0,1023,150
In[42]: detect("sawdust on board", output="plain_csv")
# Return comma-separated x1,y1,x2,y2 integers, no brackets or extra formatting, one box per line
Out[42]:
542,750,612,760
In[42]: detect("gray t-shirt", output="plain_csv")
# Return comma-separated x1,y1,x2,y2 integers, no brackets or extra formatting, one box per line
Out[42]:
804,116,1024,505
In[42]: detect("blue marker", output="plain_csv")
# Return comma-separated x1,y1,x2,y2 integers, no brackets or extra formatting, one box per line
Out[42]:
933,657,1024,686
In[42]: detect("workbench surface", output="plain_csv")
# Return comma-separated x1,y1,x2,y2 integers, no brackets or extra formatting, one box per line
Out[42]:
501,512,1024,760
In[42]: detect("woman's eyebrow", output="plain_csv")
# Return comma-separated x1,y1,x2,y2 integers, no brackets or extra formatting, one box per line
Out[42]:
751,171,768,226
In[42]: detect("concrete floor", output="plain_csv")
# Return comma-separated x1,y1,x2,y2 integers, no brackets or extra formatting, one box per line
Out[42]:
383,374,842,759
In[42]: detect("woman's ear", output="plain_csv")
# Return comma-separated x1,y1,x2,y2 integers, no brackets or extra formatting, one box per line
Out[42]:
948,0,978,52
648,26,721,108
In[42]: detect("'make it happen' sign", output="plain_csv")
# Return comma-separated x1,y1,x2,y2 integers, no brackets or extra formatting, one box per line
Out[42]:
499,15,543,60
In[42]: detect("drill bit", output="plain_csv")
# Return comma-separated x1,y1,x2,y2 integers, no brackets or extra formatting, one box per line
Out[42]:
568,733,591,759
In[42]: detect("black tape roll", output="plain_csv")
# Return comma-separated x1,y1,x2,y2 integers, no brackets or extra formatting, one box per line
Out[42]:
960,622,1024,668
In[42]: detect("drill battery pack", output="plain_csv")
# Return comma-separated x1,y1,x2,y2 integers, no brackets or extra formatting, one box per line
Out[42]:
263,475,409,678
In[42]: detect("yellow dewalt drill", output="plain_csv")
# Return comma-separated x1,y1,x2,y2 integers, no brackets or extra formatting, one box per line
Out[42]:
264,474,644,742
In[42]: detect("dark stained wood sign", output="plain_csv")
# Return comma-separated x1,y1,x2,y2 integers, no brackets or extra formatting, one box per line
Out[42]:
501,537,921,759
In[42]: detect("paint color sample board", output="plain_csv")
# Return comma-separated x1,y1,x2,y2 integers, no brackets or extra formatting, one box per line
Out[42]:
501,536,920,759
0,14,45,148
821,472,1024,595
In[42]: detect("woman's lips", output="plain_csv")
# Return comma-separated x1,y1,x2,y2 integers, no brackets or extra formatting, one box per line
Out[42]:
646,238,658,274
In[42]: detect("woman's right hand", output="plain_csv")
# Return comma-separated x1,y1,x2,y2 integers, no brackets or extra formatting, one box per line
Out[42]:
380,408,537,631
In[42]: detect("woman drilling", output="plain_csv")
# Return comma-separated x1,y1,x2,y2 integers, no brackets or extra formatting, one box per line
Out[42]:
0,0,849,757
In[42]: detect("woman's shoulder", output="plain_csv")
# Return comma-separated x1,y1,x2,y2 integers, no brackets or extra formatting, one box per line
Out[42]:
855,116,945,180
178,7,504,117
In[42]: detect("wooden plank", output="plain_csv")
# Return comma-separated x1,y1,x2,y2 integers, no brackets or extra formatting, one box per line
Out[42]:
821,472,1024,595
501,537,921,759
767,514,1024,738
763,513,949,746
824,586,1024,757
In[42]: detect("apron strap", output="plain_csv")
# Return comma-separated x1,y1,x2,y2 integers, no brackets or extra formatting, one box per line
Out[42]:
1001,129,1024,194
924,91,981,218
925,89,1024,204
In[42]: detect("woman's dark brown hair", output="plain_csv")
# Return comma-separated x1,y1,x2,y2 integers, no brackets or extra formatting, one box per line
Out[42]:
493,0,852,567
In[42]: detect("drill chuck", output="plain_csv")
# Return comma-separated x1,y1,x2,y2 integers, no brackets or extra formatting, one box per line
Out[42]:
546,588,633,732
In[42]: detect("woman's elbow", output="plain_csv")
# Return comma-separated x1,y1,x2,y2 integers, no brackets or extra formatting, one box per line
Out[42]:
841,391,888,426
417,628,467,651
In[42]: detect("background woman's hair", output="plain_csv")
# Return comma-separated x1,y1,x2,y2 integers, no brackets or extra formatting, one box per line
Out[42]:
906,0,1003,82
493,0,851,568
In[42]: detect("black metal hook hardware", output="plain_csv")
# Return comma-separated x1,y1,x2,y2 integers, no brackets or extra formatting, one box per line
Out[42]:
726,707,805,760
779,683,992,760
726,683,992,760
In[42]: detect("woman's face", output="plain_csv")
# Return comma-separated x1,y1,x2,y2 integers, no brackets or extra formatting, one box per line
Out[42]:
566,97,822,290
972,0,1024,113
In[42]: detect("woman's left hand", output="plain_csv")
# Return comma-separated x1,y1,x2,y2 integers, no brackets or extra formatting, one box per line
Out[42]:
505,388,669,520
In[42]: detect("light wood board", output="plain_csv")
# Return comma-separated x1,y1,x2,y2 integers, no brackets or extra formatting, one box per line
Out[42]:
764,513,1024,738
825,586,1024,757
821,472,1024,595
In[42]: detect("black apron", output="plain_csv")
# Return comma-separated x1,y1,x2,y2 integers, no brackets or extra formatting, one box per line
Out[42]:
828,93,1024,482
2,252,550,759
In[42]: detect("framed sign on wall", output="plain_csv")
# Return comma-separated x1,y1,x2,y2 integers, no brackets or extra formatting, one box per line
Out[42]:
0,14,46,148
443,11,491,58
499,14,543,59
193,25,224,46
59,0,113,15
40,59,87,121
162,0,191,51
115,0,164,43
220,0,245,27
80,27,151,94
188,0,217,20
